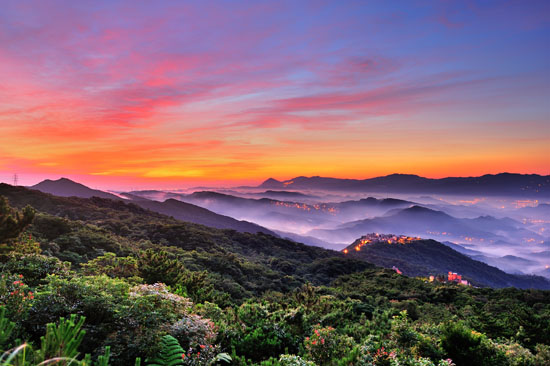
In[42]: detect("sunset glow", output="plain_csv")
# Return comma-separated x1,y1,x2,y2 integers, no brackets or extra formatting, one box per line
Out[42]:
1,1,549,189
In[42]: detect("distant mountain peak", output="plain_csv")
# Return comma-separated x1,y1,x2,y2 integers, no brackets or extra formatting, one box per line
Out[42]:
402,205,437,213
41,177,79,184
393,205,453,219
259,178,284,188
31,177,121,201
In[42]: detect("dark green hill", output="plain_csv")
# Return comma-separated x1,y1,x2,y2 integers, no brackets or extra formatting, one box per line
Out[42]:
0,184,373,301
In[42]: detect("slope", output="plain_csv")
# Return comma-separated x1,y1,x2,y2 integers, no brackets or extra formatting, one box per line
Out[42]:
342,237,550,289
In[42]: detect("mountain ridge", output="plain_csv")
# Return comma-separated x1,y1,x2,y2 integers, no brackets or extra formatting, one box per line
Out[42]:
28,179,276,235
259,173,550,197
31,177,122,200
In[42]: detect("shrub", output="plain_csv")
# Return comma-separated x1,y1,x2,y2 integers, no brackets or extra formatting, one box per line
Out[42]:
1,254,70,286
440,322,507,366
0,273,34,322
303,325,355,366
278,354,317,366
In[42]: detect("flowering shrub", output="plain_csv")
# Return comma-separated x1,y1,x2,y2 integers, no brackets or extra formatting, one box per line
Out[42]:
9,234,41,255
493,339,537,366
130,283,192,314
357,338,396,366
534,344,550,366
303,325,355,365
170,314,217,350
278,354,317,366
356,317,454,366
181,343,231,366
0,273,34,319
2,253,70,286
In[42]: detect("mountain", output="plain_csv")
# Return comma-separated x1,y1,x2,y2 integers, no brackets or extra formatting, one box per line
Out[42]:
274,230,348,251
441,241,484,256
126,190,417,236
514,203,550,218
255,190,319,200
31,178,122,200
128,197,276,235
0,183,375,302
260,178,284,189
342,236,550,289
335,197,414,219
2,182,549,292
471,255,539,275
259,173,550,197
24,181,275,235
308,205,543,245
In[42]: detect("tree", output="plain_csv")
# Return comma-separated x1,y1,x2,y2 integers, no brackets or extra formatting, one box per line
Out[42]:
0,196,35,255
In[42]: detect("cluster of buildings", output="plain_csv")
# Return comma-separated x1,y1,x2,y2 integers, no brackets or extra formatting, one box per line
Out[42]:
343,233,422,253
429,272,470,286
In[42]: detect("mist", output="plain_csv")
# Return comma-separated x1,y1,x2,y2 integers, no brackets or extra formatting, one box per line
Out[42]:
124,187,550,279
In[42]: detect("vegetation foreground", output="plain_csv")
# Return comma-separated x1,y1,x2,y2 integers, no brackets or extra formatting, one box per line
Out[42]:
0,187,549,365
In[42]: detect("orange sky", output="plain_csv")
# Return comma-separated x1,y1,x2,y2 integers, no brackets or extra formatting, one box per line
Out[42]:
0,1,549,190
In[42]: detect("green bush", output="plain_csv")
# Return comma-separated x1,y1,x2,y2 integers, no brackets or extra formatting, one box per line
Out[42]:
440,322,507,366
1,254,70,287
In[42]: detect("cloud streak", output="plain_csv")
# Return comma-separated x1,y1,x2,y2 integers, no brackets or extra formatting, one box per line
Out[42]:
0,0,548,188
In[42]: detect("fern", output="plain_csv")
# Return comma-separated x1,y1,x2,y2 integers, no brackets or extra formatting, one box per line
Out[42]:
213,353,232,364
146,335,184,366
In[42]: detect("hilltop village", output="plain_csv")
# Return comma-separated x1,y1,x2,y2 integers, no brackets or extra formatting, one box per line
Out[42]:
343,233,471,286
343,233,422,254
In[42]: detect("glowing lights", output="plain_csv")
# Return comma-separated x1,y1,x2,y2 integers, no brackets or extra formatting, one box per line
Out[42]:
346,233,422,253
272,201,338,214
514,200,539,209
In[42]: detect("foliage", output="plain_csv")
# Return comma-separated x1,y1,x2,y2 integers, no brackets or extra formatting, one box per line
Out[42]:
147,335,185,366
440,322,507,366
34,314,86,363
0,308,14,349
1,254,70,287
81,252,140,280
0,274,33,323
303,325,355,365
0,196,34,244
278,354,316,366
0,188,549,365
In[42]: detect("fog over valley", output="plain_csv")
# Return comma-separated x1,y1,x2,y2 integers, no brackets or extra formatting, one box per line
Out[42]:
114,175,550,279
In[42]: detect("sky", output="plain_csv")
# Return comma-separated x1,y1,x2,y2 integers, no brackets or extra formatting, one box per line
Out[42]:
0,0,549,189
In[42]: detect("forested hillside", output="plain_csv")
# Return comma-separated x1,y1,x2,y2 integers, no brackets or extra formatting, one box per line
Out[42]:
342,238,550,289
1,185,549,365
